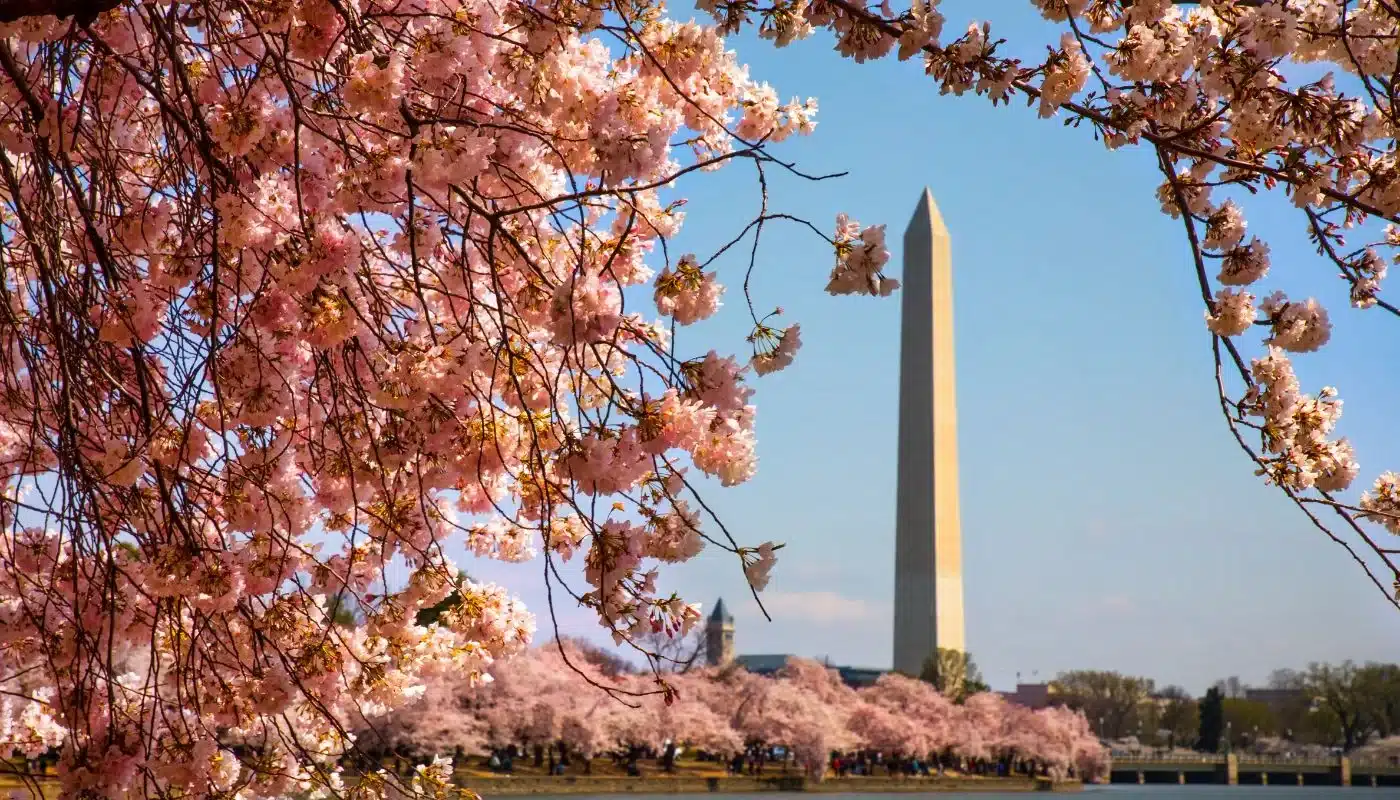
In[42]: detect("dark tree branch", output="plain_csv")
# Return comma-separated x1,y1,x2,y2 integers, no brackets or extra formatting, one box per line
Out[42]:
0,0,120,23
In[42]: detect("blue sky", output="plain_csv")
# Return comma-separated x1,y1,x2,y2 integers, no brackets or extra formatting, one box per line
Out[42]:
464,1,1400,694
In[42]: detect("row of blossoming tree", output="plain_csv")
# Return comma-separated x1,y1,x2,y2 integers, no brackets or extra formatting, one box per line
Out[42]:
0,0,1397,798
358,642,1110,784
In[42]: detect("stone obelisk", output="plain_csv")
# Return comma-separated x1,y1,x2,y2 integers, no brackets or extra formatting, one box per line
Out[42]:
892,188,966,676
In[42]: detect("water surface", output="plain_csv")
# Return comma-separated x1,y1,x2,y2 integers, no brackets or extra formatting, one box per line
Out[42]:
524,789,1400,799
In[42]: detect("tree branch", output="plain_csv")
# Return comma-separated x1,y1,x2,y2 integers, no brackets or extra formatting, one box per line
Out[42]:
0,0,120,23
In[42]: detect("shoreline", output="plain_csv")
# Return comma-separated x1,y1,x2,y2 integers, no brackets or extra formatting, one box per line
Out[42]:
455,775,1080,795
0,772,1083,799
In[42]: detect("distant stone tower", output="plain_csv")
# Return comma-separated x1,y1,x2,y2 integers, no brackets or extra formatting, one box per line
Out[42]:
892,188,967,677
705,598,735,667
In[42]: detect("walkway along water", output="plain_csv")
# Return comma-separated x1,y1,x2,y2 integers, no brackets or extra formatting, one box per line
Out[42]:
1105,753,1400,786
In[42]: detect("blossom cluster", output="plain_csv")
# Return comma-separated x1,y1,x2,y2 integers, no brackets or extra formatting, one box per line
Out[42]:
827,214,898,297
0,0,876,794
1361,474,1400,535
1244,348,1357,493
366,642,1109,782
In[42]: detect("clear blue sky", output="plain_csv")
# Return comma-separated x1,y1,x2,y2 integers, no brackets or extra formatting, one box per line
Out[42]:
464,1,1400,695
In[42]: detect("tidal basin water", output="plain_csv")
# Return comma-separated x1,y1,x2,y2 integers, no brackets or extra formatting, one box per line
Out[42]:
524,790,1400,799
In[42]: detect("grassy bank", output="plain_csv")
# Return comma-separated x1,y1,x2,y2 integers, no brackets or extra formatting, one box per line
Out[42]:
441,756,1077,793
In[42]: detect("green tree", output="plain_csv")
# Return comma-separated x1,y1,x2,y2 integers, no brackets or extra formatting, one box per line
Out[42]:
1356,663,1400,739
1307,661,1371,751
919,648,988,702
324,592,359,627
1222,699,1279,748
1197,687,1224,754
1050,670,1154,740
1157,686,1200,750
1265,669,1315,742
413,573,473,627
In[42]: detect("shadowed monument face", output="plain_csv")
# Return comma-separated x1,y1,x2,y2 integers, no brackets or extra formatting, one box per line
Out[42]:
891,188,966,677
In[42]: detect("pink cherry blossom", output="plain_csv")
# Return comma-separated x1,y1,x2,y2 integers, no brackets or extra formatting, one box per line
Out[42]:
0,0,851,783
751,324,802,376
656,256,725,325
1205,289,1257,338
386,648,1106,784
0,0,1398,792
1361,473,1400,535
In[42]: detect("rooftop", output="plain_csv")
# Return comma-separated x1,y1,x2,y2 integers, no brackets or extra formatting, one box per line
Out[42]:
733,654,891,688
834,665,886,688
733,654,791,674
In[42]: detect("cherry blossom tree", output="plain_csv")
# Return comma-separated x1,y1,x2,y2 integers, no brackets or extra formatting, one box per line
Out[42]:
349,643,1108,783
846,700,919,758
657,670,745,756
955,691,1009,763
859,672,957,757
558,710,610,771
360,689,489,767
771,658,862,775
659,693,746,757
0,0,1393,797
997,701,1047,771
735,677,849,778
1005,704,1109,781
598,687,664,760
472,647,564,752
777,657,860,706
473,642,631,765
687,663,772,729
1042,705,1109,783
0,0,857,792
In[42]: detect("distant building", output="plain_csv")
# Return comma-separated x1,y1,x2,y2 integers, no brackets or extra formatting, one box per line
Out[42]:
705,598,735,667
733,653,889,688
1000,682,1053,710
734,653,789,675
714,603,889,688
834,666,886,688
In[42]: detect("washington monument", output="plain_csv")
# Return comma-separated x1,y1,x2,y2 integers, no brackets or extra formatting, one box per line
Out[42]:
891,188,966,677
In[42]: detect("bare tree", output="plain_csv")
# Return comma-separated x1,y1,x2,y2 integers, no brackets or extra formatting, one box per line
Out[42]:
1213,676,1248,700
1052,670,1156,741
633,628,708,674
554,637,638,678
